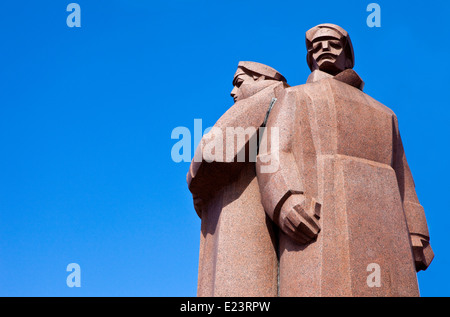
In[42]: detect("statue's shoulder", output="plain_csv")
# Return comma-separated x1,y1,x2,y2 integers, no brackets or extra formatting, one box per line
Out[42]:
360,90,397,118
282,78,398,119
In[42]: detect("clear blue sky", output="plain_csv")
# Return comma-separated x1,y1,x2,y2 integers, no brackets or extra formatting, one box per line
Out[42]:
0,0,448,296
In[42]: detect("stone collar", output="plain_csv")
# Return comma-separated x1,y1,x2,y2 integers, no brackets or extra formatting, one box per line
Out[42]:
306,69,365,91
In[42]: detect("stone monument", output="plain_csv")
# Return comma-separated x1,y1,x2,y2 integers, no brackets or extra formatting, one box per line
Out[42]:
187,23,434,297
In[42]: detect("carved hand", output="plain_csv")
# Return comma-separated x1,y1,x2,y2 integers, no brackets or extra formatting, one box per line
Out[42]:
279,195,321,244
410,233,434,271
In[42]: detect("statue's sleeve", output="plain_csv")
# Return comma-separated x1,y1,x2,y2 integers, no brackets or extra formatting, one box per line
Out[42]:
256,88,313,225
187,82,285,217
393,116,434,271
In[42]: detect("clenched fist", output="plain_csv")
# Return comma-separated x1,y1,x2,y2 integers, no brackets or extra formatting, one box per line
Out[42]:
279,194,321,244
410,233,434,272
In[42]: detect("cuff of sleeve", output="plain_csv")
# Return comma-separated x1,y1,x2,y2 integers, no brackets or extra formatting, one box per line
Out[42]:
404,201,429,238
258,167,303,223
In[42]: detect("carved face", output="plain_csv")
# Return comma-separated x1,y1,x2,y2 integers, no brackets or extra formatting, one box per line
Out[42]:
310,36,347,75
230,73,257,102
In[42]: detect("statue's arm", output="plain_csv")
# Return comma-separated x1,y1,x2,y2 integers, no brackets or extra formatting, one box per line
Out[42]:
393,116,434,271
256,89,320,244
187,83,285,217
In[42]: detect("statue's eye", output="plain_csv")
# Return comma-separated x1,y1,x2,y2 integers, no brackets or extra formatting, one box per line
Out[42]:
236,79,244,88
330,40,342,49
312,42,322,51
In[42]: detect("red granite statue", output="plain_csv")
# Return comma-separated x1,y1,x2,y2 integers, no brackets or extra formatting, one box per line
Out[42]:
188,24,434,297
187,62,288,296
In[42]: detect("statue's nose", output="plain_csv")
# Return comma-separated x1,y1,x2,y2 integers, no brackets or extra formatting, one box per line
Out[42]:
322,41,330,51
230,86,237,98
